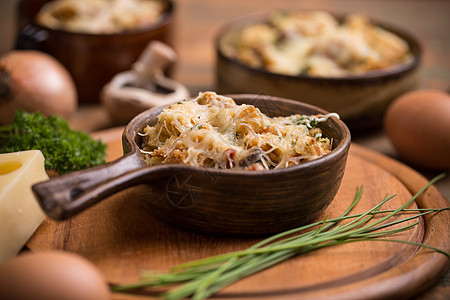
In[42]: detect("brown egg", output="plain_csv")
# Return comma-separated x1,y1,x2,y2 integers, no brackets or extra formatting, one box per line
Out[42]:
384,89,450,171
0,251,110,300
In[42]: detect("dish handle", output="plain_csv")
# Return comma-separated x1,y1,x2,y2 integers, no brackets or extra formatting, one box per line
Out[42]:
32,152,147,220
15,24,48,50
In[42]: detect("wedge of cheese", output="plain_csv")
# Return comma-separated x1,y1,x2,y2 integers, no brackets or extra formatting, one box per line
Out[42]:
0,150,48,263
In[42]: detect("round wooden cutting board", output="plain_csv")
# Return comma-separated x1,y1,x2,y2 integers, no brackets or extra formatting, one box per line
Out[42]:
27,127,450,300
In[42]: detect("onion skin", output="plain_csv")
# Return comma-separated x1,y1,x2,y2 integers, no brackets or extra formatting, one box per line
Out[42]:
0,50,77,125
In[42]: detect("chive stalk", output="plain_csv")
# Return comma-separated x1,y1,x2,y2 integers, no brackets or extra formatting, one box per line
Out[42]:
112,174,449,299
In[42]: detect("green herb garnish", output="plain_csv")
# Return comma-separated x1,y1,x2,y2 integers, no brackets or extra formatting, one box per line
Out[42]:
0,110,106,174
191,124,203,130
112,174,449,300
289,115,319,129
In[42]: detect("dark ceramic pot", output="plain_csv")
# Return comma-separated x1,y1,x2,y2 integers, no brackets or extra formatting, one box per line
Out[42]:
15,0,174,103
32,94,351,236
215,12,422,130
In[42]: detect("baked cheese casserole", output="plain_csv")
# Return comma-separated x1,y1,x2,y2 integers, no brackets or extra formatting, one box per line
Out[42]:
220,11,412,77
37,0,166,34
140,92,337,170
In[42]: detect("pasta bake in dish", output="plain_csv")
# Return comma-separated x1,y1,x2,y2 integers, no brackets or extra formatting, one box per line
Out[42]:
220,11,412,77
140,92,337,170
37,0,166,34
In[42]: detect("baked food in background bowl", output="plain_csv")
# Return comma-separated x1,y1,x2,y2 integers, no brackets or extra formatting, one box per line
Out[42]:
216,10,422,130
15,0,174,103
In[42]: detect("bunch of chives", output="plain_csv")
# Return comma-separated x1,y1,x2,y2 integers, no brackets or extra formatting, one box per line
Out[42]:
113,173,449,300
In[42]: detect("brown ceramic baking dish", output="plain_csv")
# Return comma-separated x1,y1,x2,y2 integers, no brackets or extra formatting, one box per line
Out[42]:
15,0,174,103
32,94,351,236
215,12,422,130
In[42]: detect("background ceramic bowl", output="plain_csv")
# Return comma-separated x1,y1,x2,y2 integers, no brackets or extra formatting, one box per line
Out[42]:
33,94,351,236
215,12,422,130
15,0,174,103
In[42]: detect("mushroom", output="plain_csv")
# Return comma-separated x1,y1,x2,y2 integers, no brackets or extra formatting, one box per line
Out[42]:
101,41,190,124
238,147,262,167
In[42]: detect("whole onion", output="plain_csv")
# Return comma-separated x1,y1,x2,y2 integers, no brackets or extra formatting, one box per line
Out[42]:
0,50,77,125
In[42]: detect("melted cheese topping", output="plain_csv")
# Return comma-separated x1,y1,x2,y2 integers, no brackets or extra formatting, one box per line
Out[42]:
141,92,337,170
37,0,166,34
220,11,412,77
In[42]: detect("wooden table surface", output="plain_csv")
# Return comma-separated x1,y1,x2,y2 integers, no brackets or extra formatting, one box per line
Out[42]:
1,0,448,299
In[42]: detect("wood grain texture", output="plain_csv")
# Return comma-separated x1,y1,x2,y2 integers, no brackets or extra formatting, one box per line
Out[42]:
0,0,447,297
26,129,449,299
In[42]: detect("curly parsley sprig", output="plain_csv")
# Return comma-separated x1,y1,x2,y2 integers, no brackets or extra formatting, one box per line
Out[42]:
0,110,106,174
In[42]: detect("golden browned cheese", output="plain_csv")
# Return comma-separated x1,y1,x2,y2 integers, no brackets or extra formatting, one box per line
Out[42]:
141,92,336,170
36,0,166,34
220,11,411,77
